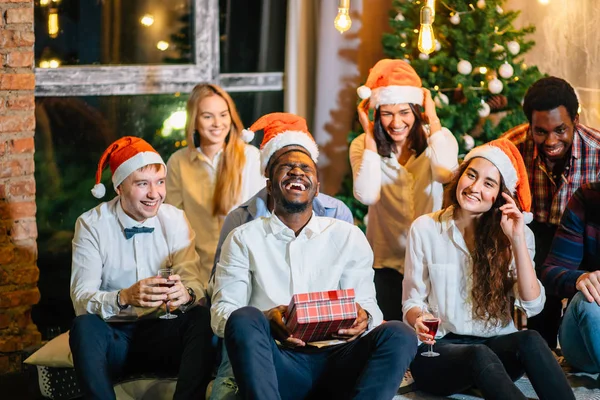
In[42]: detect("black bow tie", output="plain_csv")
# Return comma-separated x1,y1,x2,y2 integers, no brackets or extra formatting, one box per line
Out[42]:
124,226,154,240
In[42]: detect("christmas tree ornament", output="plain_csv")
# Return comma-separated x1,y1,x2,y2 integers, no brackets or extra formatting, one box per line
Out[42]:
496,5,504,14
477,0,486,9
457,59,472,75
488,78,504,94
487,94,508,111
401,32,407,38
419,52,430,60
507,41,520,55
492,43,504,53
463,134,475,150
394,12,405,21
478,101,491,118
453,88,467,104
435,40,442,51
434,92,449,108
449,13,460,25
334,0,352,34
498,62,514,79
418,6,436,54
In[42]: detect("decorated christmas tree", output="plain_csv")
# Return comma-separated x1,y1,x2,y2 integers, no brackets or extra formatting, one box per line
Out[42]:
385,0,543,151
336,0,544,228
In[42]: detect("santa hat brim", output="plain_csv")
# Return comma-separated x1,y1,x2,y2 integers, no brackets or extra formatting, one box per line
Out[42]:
112,151,166,190
370,86,424,109
260,131,319,174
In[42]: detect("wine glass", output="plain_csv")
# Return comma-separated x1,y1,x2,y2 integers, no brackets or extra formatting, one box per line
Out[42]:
421,305,440,357
158,268,178,320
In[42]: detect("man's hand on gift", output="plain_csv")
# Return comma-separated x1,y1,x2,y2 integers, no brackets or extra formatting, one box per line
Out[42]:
334,303,368,342
263,305,306,347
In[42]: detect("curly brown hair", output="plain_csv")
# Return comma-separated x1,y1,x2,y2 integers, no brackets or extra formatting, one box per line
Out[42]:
444,159,519,327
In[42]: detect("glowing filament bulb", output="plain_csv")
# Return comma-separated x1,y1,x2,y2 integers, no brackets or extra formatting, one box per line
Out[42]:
334,0,352,34
48,9,59,38
418,7,435,55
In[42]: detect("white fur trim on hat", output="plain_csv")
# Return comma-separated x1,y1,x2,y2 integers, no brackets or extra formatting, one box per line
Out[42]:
463,145,518,193
370,85,424,108
111,151,166,190
91,183,106,199
241,129,255,143
260,131,319,174
357,85,372,100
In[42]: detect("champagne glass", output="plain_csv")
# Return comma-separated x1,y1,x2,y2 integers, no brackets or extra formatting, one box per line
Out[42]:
421,305,440,357
158,268,178,320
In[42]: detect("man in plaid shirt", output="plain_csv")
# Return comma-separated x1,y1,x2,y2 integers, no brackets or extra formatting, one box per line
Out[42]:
502,77,600,348
211,113,417,400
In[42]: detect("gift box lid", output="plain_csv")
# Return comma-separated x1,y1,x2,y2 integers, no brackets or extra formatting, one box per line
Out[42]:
290,289,355,305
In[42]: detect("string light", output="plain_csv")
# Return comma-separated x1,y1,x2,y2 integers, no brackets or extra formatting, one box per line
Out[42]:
539,0,549,4
156,41,169,51
418,6,436,54
48,59,60,68
334,0,352,34
140,14,154,27
478,66,488,74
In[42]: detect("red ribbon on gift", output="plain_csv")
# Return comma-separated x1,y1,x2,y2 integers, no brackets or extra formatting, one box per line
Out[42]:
327,290,339,300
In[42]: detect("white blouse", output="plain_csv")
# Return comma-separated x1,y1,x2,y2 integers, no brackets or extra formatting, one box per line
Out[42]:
349,128,459,274
402,207,545,338
165,144,265,285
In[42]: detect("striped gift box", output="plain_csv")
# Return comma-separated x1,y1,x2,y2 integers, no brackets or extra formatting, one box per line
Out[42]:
285,289,357,343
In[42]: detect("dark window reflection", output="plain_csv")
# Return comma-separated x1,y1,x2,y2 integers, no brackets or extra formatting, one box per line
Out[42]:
32,91,283,334
219,0,287,73
34,0,193,66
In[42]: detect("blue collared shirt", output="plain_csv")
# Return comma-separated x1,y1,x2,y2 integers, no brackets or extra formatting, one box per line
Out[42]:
208,187,353,288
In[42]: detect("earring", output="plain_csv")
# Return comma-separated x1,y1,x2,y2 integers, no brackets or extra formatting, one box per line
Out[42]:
193,130,201,148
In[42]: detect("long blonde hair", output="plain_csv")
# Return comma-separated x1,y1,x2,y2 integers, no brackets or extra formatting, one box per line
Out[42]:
186,83,246,216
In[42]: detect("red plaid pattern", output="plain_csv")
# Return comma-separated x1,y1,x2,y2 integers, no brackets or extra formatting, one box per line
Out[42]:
503,123,600,225
285,289,357,343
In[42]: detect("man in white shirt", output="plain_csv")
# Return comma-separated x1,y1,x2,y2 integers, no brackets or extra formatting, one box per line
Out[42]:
211,113,417,399
69,137,215,400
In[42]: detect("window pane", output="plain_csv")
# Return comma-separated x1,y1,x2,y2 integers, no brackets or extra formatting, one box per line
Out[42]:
219,0,287,73
32,91,283,334
34,0,194,67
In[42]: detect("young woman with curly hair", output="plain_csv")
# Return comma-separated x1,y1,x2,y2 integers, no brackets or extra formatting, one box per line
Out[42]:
402,139,574,400
166,83,265,284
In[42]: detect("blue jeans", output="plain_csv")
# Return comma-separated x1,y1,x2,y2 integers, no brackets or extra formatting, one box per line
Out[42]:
224,306,417,400
559,291,600,373
209,343,239,400
69,307,216,400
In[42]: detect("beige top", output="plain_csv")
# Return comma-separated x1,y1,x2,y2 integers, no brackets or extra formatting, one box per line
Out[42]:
349,128,459,274
165,144,265,284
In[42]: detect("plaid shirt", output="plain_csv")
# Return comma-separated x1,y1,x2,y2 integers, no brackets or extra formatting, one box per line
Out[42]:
502,123,600,225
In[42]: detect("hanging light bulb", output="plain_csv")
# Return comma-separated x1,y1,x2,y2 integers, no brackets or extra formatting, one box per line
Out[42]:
334,0,352,34
48,8,59,38
418,6,436,54
426,0,436,19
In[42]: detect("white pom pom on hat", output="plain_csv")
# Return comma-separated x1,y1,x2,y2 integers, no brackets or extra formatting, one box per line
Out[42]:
241,128,255,143
91,183,106,199
357,86,372,100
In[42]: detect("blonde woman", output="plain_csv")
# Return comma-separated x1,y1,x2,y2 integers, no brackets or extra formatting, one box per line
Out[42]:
166,83,265,284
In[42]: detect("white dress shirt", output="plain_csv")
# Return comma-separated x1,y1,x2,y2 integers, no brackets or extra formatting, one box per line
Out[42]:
402,207,545,338
210,213,383,338
350,128,458,274
165,144,266,284
70,197,205,320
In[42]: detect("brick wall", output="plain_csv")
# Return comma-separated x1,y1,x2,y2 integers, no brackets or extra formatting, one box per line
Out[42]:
0,0,41,374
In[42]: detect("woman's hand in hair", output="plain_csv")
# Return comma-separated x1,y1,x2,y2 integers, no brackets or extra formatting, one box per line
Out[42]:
499,192,525,244
422,88,441,136
358,99,377,152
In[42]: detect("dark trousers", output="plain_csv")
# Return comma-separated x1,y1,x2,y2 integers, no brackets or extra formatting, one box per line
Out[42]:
373,267,404,321
224,306,417,400
410,331,574,400
69,306,216,400
527,220,562,348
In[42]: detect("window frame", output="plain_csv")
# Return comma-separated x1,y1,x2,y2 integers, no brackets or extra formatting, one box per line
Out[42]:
34,0,284,96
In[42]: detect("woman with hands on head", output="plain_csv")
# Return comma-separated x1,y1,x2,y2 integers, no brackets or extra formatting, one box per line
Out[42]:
403,139,574,400
350,59,459,321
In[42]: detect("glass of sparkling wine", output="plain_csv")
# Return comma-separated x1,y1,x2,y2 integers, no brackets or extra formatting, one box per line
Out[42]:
158,268,177,320
421,305,440,357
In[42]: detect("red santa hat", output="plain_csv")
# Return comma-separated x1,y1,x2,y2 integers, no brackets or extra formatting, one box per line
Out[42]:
357,59,424,109
91,136,166,198
463,138,532,223
242,113,319,174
